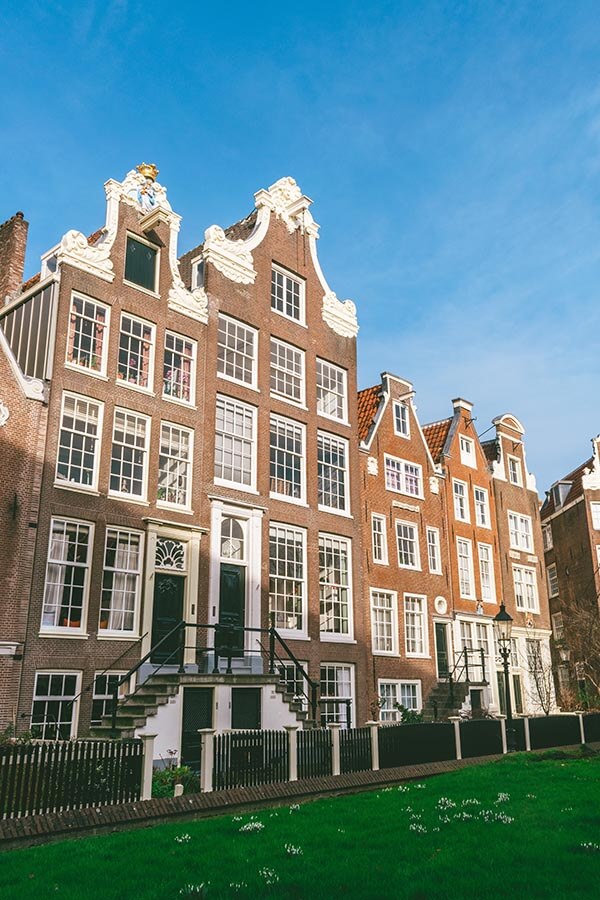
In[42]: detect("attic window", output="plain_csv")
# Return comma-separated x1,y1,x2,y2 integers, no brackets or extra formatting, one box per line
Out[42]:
124,236,158,293
551,482,572,509
507,455,522,486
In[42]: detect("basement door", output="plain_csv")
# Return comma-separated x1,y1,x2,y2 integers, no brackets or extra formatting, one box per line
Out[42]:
151,573,185,665
181,688,213,771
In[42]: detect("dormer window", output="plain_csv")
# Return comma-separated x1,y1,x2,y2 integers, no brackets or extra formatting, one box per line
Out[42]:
459,435,476,467
551,481,572,509
393,401,410,438
124,235,158,293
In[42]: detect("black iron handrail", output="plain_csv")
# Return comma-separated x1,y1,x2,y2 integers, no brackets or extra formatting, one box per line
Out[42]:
109,620,321,734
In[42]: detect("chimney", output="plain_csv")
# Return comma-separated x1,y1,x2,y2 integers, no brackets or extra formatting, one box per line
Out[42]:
0,212,29,304
452,397,473,415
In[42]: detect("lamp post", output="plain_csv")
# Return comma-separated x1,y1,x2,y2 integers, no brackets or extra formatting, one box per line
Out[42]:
493,603,515,752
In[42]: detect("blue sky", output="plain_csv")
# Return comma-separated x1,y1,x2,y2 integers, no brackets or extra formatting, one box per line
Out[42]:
2,1,600,492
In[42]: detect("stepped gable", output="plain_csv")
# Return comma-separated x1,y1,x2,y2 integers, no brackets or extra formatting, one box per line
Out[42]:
357,385,381,442
541,456,592,517
422,417,452,464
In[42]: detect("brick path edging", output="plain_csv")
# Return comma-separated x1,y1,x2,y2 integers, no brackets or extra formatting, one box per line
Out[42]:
1,744,596,852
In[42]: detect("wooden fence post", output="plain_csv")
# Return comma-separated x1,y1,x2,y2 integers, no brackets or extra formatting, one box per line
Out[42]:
139,733,156,801
366,721,380,771
329,723,341,776
198,728,215,793
449,717,462,760
285,725,299,782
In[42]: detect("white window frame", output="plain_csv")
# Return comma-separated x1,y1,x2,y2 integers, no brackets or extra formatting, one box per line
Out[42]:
591,502,600,530
123,232,160,295
378,679,422,721
508,511,533,551
371,514,388,565
513,564,539,613
109,408,150,501
317,431,350,514
370,588,398,656
551,612,564,642
91,671,127,727
269,523,307,638
31,671,81,740
316,358,348,423
270,337,305,407
459,435,476,468
457,537,475,599
404,594,429,658
473,486,491,528
546,563,559,598
477,542,496,603
271,264,305,325
392,400,410,438
395,520,421,570
163,330,197,407
320,663,354,727
318,533,354,641
384,455,423,498
55,392,103,492
65,292,110,378
214,395,257,491
426,526,442,574
269,415,306,504
40,518,94,634
507,455,523,486
453,479,470,522
117,311,156,393
99,528,143,637
157,421,194,510
542,523,553,551
216,313,258,389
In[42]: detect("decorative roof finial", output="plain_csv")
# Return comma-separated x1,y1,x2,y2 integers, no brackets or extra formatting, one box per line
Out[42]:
136,162,159,182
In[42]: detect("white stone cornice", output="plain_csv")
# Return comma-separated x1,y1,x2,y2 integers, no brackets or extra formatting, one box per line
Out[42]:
254,177,315,234
321,290,359,338
582,435,600,491
56,229,115,282
165,213,208,323
202,225,257,285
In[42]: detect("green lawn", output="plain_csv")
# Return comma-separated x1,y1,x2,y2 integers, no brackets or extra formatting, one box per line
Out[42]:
1,752,600,899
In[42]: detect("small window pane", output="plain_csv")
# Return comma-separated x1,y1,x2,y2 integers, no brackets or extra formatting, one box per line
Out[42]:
124,237,157,291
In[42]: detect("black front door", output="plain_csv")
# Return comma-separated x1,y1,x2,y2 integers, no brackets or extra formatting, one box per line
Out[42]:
435,622,449,678
231,687,261,729
181,688,213,771
151,573,184,664
218,563,245,656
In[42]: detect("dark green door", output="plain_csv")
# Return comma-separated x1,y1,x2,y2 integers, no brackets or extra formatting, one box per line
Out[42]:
231,687,261,729
435,622,449,678
218,563,245,656
151,573,184,664
181,688,213,771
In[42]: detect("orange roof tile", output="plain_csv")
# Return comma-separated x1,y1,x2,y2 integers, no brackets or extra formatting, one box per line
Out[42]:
422,418,452,463
357,385,381,442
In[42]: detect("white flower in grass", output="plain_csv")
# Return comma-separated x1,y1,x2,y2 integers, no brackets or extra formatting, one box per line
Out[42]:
581,842,600,852
409,822,427,833
175,833,191,844
414,783,426,790
179,884,208,896
285,843,303,855
495,792,510,804
437,797,456,810
461,798,481,807
561,806,574,812
239,820,264,833
232,816,243,822
526,793,537,800
229,882,248,892
259,868,279,885
289,803,300,813
397,785,409,793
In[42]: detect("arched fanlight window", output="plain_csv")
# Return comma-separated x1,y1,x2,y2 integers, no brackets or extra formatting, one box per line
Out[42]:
220,517,245,561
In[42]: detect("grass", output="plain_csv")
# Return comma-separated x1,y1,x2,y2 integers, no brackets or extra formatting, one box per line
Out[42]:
1,752,600,899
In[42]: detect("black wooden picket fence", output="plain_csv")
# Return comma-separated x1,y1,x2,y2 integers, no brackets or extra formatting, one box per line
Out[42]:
0,739,142,819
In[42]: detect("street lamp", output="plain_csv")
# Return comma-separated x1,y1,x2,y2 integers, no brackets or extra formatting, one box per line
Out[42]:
493,603,515,752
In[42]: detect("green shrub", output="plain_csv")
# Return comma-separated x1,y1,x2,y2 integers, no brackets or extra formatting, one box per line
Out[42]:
152,765,200,798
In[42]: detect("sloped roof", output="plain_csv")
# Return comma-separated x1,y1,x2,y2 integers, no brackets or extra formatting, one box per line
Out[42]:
541,457,593,518
481,439,499,465
224,209,258,241
357,385,381,442
422,418,452,463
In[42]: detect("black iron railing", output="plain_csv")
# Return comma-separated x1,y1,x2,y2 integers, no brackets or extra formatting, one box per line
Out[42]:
447,647,487,705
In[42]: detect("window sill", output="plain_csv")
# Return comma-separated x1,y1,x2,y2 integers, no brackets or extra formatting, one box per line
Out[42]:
157,502,194,515
270,493,308,507
372,651,401,658
271,309,307,329
398,564,422,572
213,479,259,495
318,412,350,428
97,633,141,641
276,631,311,642
64,363,109,381
116,381,156,398
123,279,160,299
270,394,307,412
405,653,431,660
318,506,353,519
372,560,390,566
217,373,260,393
162,396,197,410
108,494,150,506
318,635,356,644
39,631,89,640
54,483,100,496
386,488,424,501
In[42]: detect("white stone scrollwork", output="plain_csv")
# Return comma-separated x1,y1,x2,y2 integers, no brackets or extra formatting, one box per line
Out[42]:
367,456,379,476
582,436,600,491
120,168,172,214
202,225,257,284
254,176,315,234
155,538,185,570
0,400,9,427
56,229,115,282
429,476,440,495
165,215,209,324
321,291,359,339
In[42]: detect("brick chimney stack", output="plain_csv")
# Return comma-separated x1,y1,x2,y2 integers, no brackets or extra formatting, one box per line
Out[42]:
0,211,29,304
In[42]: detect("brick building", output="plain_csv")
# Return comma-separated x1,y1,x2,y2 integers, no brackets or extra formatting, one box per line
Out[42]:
0,166,367,757
540,436,600,705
